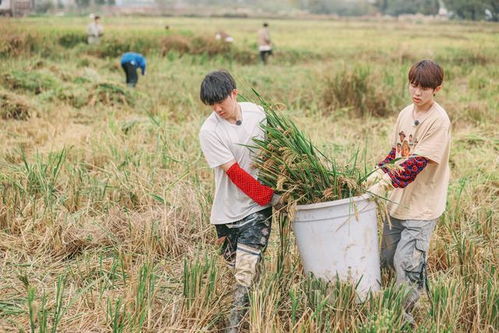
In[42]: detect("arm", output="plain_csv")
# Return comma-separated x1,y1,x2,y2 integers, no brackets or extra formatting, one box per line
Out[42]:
366,155,428,196
140,60,146,75
222,160,274,206
141,65,146,76
386,155,428,188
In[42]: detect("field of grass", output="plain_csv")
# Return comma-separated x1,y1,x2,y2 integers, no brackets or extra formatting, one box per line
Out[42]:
0,16,498,332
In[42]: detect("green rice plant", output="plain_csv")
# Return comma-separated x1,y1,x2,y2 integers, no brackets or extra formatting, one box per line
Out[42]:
107,297,127,333
26,276,67,333
361,283,407,330
130,263,157,331
19,148,67,206
360,308,398,333
480,273,499,330
27,286,48,333
429,278,464,330
182,256,218,311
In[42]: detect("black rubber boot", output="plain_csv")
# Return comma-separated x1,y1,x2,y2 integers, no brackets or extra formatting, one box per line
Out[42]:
226,285,249,333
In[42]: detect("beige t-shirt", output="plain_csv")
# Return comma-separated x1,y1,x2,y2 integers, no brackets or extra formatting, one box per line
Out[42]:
388,102,451,220
199,102,269,225
258,28,272,51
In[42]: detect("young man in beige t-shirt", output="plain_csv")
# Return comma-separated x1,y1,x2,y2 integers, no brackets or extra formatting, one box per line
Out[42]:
257,22,272,65
87,15,104,45
365,60,451,325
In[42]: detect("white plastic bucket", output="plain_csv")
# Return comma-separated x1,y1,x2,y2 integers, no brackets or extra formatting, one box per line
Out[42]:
292,194,381,299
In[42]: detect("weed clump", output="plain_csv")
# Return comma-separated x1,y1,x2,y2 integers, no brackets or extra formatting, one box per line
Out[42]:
2,70,60,95
161,35,192,55
0,90,33,120
87,38,157,58
88,82,135,106
161,35,232,56
58,32,86,48
0,30,37,57
322,67,393,117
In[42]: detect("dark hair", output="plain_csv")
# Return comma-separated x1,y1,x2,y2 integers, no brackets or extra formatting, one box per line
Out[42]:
200,70,236,105
263,22,268,27
408,60,443,89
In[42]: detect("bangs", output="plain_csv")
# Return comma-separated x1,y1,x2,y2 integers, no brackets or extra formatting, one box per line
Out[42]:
408,60,443,89
200,71,236,105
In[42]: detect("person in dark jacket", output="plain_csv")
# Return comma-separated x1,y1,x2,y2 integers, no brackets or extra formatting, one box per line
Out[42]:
120,52,146,87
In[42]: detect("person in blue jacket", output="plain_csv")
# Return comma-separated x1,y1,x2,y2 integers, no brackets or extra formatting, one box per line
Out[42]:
120,52,146,87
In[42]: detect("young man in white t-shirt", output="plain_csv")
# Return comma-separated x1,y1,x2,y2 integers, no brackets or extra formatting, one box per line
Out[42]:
199,70,280,332
365,60,451,325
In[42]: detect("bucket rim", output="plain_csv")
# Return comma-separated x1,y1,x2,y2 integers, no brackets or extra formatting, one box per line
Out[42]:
295,193,371,211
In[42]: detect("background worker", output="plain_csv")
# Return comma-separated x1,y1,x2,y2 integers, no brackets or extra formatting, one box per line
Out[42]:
257,22,272,65
198,70,280,332
87,14,104,45
215,31,234,43
120,52,146,88
365,59,450,326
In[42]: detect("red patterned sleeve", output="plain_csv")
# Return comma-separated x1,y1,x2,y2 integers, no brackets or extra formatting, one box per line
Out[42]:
386,156,428,188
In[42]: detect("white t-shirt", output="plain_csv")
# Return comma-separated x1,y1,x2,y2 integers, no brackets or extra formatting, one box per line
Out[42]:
388,102,451,220
199,102,269,225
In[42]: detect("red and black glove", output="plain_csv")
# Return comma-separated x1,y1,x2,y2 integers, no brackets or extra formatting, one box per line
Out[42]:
386,156,429,188
377,147,396,168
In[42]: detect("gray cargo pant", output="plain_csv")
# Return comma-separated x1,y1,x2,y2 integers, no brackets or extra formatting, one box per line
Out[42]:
381,216,436,309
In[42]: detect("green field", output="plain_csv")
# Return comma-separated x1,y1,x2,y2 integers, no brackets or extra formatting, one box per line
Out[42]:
0,16,498,332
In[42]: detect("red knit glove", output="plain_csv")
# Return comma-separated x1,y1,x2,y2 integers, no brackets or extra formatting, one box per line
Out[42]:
377,147,396,168
226,163,274,206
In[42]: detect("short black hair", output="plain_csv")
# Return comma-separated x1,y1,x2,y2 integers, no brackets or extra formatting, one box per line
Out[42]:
263,22,268,27
200,70,236,105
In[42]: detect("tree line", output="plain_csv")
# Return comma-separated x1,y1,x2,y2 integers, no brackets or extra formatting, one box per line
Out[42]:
39,0,498,21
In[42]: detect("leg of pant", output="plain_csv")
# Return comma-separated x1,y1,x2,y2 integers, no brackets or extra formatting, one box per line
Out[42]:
122,64,130,84
393,219,436,310
215,224,237,268
234,244,261,287
259,51,266,64
234,208,272,287
380,216,404,270
130,65,138,86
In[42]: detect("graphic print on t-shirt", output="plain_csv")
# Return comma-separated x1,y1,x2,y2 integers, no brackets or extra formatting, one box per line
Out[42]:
396,130,419,158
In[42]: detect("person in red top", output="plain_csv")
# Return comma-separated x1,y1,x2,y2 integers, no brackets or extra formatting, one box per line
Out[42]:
365,60,451,326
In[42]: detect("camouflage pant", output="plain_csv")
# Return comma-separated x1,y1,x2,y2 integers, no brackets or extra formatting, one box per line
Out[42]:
215,208,272,287
381,217,436,310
